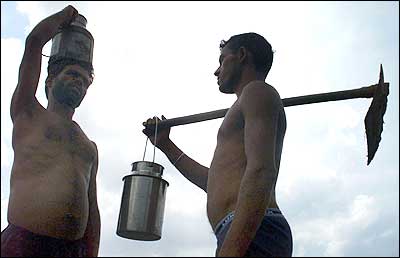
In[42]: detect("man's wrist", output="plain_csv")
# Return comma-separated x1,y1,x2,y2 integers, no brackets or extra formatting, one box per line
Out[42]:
173,152,186,166
156,138,172,152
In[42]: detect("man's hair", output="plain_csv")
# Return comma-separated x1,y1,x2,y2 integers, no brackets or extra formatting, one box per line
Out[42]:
220,32,274,76
45,57,94,98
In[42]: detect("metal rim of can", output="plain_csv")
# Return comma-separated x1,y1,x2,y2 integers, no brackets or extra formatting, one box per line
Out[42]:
131,161,164,174
70,14,88,28
122,174,169,187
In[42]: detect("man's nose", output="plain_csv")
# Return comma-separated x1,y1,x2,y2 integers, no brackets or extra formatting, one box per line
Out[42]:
72,78,83,87
214,67,220,77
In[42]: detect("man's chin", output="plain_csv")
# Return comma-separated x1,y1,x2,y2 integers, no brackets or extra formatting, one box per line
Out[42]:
64,97,82,109
219,85,234,94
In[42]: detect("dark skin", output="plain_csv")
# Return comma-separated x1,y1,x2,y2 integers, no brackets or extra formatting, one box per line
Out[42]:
143,44,286,256
8,5,100,256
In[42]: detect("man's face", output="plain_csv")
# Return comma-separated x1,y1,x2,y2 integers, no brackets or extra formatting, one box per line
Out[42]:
214,46,242,94
51,64,92,108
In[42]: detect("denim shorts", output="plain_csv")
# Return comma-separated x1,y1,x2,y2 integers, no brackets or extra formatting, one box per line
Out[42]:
214,208,293,257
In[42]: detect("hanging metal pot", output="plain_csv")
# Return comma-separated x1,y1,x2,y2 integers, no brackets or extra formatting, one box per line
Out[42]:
116,161,169,241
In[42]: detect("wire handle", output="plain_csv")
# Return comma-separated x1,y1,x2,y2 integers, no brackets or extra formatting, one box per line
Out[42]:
142,137,149,161
142,116,158,163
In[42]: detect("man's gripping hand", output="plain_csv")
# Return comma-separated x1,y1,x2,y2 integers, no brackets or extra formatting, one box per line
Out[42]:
59,5,79,29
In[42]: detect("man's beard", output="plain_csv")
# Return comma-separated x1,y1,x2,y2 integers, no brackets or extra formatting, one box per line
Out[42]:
219,81,235,94
219,70,241,94
52,80,84,108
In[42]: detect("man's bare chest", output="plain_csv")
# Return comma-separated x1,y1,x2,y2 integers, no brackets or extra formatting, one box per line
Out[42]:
13,112,95,163
43,123,95,160
217,103,244,141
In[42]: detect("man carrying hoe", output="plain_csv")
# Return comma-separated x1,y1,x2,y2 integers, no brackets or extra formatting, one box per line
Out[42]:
143,33,292,257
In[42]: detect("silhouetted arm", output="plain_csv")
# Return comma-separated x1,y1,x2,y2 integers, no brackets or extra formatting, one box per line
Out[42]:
83,142,101,257
143,116,208,192
10,5,78,122
159,139,209,192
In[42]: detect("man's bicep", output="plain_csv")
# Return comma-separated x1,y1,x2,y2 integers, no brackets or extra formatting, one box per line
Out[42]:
88,142,99,204
11,41,43,121
244,115,278,171
241,86,281,171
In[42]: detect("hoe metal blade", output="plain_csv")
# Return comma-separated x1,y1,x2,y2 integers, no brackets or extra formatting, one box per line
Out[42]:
364,64,390,165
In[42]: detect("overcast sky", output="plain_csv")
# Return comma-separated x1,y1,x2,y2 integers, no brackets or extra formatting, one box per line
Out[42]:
1,1,399,257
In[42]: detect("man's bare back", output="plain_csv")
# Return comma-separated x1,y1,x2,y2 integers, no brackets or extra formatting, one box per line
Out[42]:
9,102,97,240
206,82,286,230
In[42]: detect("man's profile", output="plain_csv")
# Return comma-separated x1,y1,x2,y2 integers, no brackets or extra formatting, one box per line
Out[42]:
143,32,292,257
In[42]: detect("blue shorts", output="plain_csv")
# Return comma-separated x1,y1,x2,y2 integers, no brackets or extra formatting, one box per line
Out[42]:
214,208,293,257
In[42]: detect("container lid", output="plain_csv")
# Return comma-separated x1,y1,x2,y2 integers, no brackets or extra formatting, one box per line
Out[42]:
131,161,164,177
70,14,87,28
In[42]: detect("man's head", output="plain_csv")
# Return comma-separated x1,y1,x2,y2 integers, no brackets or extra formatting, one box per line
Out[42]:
45,57,94,108
214,32,273,93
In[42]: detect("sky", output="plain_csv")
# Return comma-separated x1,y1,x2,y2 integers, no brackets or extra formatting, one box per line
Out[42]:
1,1,399,257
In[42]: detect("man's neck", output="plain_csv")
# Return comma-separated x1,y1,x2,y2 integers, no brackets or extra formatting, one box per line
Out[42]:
234,75,265,98
47,101,75,120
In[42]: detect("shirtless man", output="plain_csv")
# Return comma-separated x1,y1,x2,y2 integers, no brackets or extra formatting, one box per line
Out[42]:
1,5,100,257
143,33,292,257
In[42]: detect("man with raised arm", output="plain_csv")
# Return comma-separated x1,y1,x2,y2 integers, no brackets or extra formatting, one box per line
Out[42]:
1,5,100,257
143,33,292,257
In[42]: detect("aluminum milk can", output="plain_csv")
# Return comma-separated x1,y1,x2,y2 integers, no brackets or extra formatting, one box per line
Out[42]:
116,161,169,241
50,14,94,63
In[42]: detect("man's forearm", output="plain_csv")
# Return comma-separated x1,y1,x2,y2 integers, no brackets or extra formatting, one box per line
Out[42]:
83,208,101,257
159,139,208,192
218,167,273,256
27,7,74,47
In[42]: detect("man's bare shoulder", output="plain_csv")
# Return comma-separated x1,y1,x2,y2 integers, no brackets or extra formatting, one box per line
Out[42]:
12,99,46,123
241,81,282,106
90,140,98,155
71,121,98,152
90,140,97,148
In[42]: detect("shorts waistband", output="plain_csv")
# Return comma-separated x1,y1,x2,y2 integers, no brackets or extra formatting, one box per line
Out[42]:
214,208,282,235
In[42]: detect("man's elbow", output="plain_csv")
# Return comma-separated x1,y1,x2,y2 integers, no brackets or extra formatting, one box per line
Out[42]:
25,33,44,49
246,164,277,181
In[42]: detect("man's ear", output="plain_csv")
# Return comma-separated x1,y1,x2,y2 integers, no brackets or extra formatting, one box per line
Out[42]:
45,75,53,98
45,75,53,87
238,46,248,64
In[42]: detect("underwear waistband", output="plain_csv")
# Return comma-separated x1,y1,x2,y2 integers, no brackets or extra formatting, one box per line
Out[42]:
214,208,282,235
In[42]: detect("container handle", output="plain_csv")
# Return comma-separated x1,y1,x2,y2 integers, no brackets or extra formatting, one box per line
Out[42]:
142,116,158,164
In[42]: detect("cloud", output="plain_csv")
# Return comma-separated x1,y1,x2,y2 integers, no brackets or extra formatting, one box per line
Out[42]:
292,194,380,256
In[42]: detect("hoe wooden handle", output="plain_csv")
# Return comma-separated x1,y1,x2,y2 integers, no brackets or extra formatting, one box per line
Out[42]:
149,84,379,129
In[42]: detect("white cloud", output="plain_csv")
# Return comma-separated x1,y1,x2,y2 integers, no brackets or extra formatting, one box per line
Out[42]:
348,195,377,229
1,197,9,230
291,194,378,256
1,140,13,167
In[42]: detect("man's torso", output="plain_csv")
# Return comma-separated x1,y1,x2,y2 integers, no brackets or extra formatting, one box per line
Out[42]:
8,102,96,240
206,83,286,230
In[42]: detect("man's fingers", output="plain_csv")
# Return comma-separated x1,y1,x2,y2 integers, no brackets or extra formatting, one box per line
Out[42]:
65,5,78,16
142,127,152,135
144,118,154,125
143,116,167,127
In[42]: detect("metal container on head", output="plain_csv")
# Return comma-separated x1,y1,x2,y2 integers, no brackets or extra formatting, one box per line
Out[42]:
50,14,94,63
116,161,169,241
